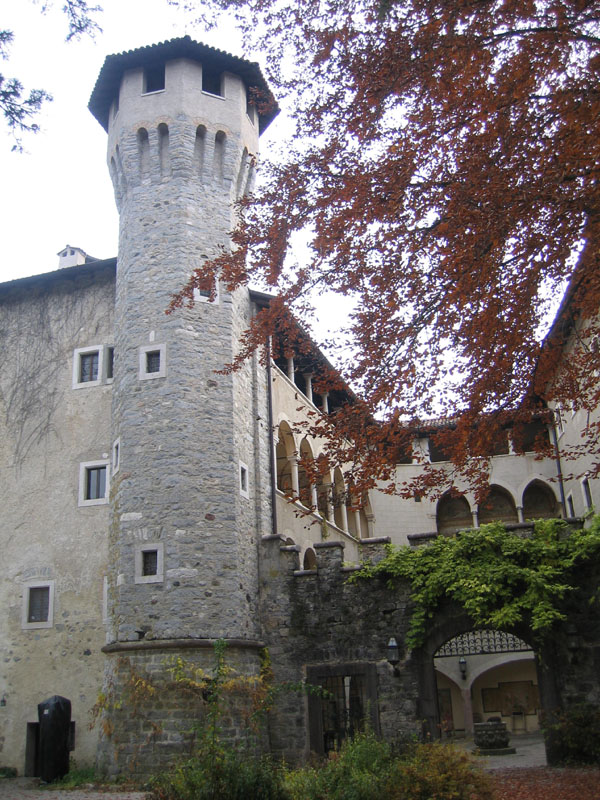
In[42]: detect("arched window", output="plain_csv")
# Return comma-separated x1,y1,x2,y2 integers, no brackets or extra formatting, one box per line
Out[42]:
478,485,518,526
437,494,472,536
276,423,295,495
303,548,317,570
157,123,169,178
137,128,150,183
316,455,330,518
298,438,314,507
522,481,558,520
333,467,346,530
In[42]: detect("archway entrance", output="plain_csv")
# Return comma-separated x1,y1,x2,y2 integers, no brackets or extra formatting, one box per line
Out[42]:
414,612,561,744
433,630,538,738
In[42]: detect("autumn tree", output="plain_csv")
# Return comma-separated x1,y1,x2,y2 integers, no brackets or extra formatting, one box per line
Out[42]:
1,0,101,149
170,0,600,497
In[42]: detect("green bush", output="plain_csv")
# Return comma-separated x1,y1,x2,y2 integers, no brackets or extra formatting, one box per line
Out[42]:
283,733,492,800
385,741,494,800
285,732,393,800
542,703,600,765
148,743,289,800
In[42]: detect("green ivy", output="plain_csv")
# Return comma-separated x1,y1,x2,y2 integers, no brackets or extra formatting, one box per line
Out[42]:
352,516,600,649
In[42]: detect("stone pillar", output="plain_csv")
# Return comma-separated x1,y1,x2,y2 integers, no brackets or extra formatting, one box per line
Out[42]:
289,456,300,497
287,356,295,381
462,687,474,735
303,372,313,403
321,391,329,413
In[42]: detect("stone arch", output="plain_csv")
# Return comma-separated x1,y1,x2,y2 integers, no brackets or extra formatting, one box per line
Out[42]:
315,454,331,518
478,485,518,525
522,479,559,520
346,488,370,539
303,548,317,570
332,467,346,531
298,437,314,507
436,493,472,536
276,421,295,495
414,606,560,744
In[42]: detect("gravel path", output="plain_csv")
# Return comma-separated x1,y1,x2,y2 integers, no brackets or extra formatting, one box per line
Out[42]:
0,778,146,799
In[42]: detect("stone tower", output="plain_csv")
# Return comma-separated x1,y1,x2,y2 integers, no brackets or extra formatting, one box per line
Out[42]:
88,38,277,773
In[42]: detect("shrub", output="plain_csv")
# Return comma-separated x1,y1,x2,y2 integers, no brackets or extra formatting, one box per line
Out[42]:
284,733,492,800
542,703,600,765
148,743,289,800
385,742,494,800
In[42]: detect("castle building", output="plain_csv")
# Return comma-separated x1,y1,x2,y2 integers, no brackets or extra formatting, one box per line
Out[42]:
0,37,598,778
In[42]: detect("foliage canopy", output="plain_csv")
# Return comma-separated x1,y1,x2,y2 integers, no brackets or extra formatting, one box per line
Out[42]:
171,0,600,495
353,516,600,648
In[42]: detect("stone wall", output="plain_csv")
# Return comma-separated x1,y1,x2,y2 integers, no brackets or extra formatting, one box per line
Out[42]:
0,262,115,772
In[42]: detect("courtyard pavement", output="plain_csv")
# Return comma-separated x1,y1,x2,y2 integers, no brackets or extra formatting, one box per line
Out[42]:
452,731,547,769
0,778,147,799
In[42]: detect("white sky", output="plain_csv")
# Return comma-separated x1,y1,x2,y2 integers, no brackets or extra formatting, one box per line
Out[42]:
0,0,286,283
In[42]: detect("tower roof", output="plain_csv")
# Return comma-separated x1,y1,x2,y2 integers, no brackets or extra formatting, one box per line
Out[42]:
88,35,279,134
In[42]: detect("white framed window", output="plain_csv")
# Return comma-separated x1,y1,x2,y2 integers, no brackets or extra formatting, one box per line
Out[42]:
112,438,121,474
239,460,249,499
139,343,166,380
73,344,114,389
22,580,54,630
79,460,110,506
193,278,219,304
135,543,164,584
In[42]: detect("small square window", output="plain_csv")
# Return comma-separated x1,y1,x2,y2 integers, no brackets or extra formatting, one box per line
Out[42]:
73,345,113,389
146,350,161,373
135,543,164,584
22,581,54,630
142,550,158,577
239,461,249,499
144,63,165,93
139,343,166,380
193,277,219,304
80,352,99,382
202,66,223,96
79,460,110,506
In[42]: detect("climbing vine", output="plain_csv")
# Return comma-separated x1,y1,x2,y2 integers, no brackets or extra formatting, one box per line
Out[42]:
353,517,600,649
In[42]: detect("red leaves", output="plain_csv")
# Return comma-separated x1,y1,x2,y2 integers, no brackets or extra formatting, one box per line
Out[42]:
491,766,600,800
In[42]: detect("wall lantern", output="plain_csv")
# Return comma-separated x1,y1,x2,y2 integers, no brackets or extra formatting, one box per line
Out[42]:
458,656,467,680
387,637,400,670
0,694,6,707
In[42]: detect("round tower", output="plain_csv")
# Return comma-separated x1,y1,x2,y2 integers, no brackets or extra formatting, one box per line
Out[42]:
88,38,277,774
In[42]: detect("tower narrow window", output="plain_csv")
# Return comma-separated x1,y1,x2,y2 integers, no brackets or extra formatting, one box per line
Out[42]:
158,123,170,178
138,128,150,183
144,63,165,93
194,125,206,177
214,131,226,181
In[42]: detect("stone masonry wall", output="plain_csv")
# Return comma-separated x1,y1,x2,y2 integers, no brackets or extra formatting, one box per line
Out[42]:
0,264,115,772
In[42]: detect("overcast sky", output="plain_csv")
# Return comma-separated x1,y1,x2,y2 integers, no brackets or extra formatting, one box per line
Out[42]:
0,0,284,283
